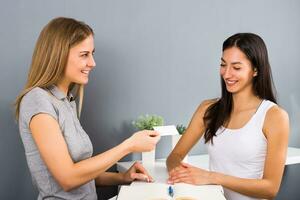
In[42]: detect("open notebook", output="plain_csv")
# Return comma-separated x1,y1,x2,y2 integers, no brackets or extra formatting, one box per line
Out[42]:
117,183,226,200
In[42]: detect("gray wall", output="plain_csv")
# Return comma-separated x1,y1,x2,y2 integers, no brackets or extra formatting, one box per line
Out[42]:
1,0,300,199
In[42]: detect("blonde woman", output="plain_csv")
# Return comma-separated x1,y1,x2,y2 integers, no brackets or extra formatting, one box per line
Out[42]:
15,17,160,200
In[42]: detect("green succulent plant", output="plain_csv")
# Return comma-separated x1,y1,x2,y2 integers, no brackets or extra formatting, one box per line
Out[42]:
176,124,186,135
132,114,164,130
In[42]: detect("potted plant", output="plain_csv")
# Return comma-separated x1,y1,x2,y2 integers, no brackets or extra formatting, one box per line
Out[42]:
132,114,164,131
176,124,186,135
132,114,164,166
171,124,187,148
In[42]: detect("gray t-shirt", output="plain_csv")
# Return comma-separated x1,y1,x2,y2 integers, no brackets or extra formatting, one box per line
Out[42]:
19,85,97,200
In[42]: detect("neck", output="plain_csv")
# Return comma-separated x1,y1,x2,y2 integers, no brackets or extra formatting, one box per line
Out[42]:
231,87,261,112
56,80,70,96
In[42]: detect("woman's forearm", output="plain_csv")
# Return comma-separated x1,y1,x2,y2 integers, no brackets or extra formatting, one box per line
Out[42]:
166,153,183,172
30,115,160,191
212,172,279,199
62,139,132,191
95,172,126,186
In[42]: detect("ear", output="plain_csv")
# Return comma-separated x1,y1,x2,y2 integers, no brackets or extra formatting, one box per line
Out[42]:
253,68,258,77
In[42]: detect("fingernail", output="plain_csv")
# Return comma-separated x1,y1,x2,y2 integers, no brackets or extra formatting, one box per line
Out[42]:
144,175,149,182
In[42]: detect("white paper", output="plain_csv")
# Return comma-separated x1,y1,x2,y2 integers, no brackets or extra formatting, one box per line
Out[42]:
117,183,226,200
153,125,179,136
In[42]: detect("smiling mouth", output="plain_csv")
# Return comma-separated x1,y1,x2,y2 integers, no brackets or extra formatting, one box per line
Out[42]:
225,80,238,86
81,70,90,75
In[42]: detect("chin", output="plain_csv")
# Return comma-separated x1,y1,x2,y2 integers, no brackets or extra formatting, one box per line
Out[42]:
75,79,89,85
226,87,239,94
81,80,89,85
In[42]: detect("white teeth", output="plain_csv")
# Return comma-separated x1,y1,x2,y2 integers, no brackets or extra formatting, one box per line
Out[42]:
81,70,89,74
226,80,237,85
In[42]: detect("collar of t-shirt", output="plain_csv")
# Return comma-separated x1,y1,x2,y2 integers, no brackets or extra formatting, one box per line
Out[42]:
47,85,74,102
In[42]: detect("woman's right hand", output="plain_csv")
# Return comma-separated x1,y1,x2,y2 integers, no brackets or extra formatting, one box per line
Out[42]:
126,130,160,153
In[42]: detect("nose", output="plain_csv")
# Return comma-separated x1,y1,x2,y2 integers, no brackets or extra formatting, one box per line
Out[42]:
88,55,96,68
221,66,232,79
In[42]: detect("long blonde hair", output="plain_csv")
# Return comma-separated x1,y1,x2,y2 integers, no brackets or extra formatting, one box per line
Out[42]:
15,17,94,120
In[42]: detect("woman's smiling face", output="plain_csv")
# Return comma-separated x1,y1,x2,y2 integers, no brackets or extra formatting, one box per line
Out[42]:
63,35,96,86
220,47,257,94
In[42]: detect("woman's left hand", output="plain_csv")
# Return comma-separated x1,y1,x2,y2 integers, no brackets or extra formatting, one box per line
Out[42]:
168,162,214,185
122,161,153,183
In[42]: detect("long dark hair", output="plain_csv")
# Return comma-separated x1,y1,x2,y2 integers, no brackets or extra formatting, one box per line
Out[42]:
203,33,277,144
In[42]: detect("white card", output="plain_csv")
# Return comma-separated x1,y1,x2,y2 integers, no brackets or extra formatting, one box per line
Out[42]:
153,125,179,136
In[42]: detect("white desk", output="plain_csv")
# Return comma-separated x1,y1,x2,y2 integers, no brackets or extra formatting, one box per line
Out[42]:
117,147,300,184
116,147,300,200
117,153,226,200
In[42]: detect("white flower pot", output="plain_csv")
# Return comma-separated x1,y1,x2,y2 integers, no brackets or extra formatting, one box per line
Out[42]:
142,149,155,167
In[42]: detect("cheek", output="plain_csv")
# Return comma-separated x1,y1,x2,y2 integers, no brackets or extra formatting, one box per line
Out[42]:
219,68,225,76
66,59,82,75
65,65,74,77
64,65,80,81
247,73,255,82
239,71,254,83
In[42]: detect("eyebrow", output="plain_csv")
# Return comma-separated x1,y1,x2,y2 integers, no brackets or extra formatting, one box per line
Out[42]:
221,58,242,65
80,49,95,54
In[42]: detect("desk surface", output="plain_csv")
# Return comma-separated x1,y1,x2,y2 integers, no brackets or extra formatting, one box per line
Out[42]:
117,147,300,184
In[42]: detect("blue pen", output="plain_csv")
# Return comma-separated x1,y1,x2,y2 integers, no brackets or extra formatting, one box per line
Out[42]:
168,186,174,197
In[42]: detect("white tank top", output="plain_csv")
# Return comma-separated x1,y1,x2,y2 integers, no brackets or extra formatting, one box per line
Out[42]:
206,100,276,200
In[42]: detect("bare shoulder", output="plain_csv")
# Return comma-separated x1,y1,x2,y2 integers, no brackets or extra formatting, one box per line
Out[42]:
200,98,218,109
265,105,289,124
264,105,289,135
196,98,219,115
